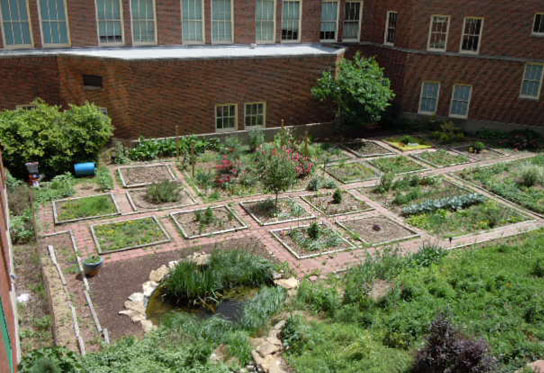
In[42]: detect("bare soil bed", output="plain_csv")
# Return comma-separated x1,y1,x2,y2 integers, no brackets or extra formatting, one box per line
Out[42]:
343,141,393,158
325,161,380,183
171,206,247,239
118,164,176,188
338,216,418,246
302,191,372,216
452,146,505,162
241,198,314,225
127,187,196,211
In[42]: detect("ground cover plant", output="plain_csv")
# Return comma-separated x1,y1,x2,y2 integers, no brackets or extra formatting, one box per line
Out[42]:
343,140,393,157
325,161,380,183
413,149,470,168
171,206,246,238
459,156,544,214
286,231,544,372
92,216,169,253
370,156,426,174
302,190,372,216
55,194,118,222
385,135,432,152
241,198,313,225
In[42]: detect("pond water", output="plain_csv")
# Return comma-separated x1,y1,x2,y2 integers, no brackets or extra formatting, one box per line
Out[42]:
146,286,259,325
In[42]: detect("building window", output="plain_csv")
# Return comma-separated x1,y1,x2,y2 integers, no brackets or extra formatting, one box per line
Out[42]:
245,102,266,128
216,104,237,132
96,0,123,45
320,0,338,42
38,0,69,46
343,1,362,42
131,0,155,45
16,104,37,110
281,0,300,42
520,64,544,100
449,84,472,119
212,0,233,43
99,107,109,116
182,0,204,43
460,17,483,54
1,0,32,47
418,82,440,115
384,10,397,45
427,15,449,51
256,0,275,43
533,13,544,35
83,74,103,89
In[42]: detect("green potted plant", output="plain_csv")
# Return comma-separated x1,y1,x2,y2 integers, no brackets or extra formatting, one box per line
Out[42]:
83,255,104,277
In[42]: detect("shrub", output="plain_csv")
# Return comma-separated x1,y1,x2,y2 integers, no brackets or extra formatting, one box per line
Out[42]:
262,151,298,210
413,314,498,373
248,128,265,152
195,169,215,190
332,189,343,204
215,155,240,189
469,141,486,154
532,259,544,278
375,172,395,193
296,280,341,316
431,121,465,144
112,140,130,164
96,166,114,192
195,207,215,227
145,180,182,204
308,222,321,239
0,100,113,178
402,193,486,216
35,173,76,203
409,245,447,268
10,208,34,244
398,135,421,145
516,164,544,187
281,315,313,354
29,358,61,373
19,346,82,373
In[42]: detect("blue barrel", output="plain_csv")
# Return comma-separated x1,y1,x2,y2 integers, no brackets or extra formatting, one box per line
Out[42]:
74,162,96,177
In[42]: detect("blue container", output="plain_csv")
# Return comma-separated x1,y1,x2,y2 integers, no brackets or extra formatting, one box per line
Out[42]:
74,162,96,177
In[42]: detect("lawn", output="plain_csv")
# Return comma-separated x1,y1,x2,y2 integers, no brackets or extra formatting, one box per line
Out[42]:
459,155,544,214
369,156,426,174
92,216,170,253
55,194,118,223
287,230,544,372
413,149,470,168
325,161,379,183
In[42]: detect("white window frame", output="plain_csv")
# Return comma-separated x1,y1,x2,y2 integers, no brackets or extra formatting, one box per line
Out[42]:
520,63,544,100
215,103,238,133
130,0,157,46
281,0,301,43
459,17,483,55
449,84,473,119
37,0,71,47
0,0,34,49
94,0,125,46
342,0,362,42
244,102,266,128
427,14,449,52
255,0,276,44
384,10,397,45
320,0,339,42
181,0,205,45
533,13,544,36
211,0,234,44
418,81,441,115
16,104,37,110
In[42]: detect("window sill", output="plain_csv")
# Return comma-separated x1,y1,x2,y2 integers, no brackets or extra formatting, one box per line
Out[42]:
519,95,541,101
84,86,103,91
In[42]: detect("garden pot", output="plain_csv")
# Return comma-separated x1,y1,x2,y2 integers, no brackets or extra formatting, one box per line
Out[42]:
83,257,104,277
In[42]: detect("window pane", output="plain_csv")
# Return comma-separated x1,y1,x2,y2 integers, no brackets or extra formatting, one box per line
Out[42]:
534,14,544,34
183,0,204,42
386,11,397,44
97,0,123,44
282,0,300,41
212,0,232,42
343,1,360,40
1,0,32,46
320,1,337,40
450,85,472,117
132,0,155,43
419,82,439,113
256,0,275,42
40,0,69,44
521,64,543,98
461,18,481,52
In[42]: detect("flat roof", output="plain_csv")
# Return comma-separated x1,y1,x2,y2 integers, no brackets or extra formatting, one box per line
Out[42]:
0,44,345,61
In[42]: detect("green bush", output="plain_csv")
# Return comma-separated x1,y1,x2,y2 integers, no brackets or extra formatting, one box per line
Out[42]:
516,164,544,187
10,208,35,244
332,188,343,204
19,346,82,373
375,172,395,193
145,180,182,204
431,121,465,144
308,222,321,239
34,173,76,203
96,166,114,192
248,128,265,152
0,99,113,178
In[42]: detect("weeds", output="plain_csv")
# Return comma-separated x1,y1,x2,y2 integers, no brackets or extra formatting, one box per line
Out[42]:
145,180,182,204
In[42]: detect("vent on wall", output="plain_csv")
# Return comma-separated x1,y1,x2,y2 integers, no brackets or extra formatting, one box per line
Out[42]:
83,75,103,89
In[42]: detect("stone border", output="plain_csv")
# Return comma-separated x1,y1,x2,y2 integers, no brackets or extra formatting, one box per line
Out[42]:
270,222,355,260
125,188,197,212
170,205,249,239
117,163,178,188
368,155,430,175
90,215,172,254
324,160,382,184
240,197,316,226
300,190,374,217
336,215,420,247
341,140,395,158
52,192,121,225
410,149,473,169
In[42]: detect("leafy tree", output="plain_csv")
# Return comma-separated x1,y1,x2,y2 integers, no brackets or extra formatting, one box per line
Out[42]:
312,53,395,126
262,152,297,210
0,99,113,178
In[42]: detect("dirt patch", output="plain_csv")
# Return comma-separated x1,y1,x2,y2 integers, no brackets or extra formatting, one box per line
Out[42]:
325,161,380,183
127,187,196,211
119,165,176,187
171,206,247,238
302,191,372,216
241,198,314,225
343,141,393,157
339,216,418,245
452,146,505,161
88,237,269,341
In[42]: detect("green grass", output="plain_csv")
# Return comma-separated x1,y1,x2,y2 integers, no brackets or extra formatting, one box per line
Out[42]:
93,217,168,253
326,162,379,183
459,156,544,213
287,232,544,372
370,156,426,174
57,195,117,221
414,149,470,167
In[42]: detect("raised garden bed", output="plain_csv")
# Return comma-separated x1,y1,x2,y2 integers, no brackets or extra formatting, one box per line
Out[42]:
451,145,505,162
325,161,380,183
310,143,353,163
412,149,471,168
91,216,171,254
337,216,419,246
118,164,177,188
301,191,372,217
384,136,433,152
342,140,394,158
369,156,427,174
53,193,120,224
170,205,248,239
271,222,353,259
458,156,544,214
240,197,314,226
126,187,196,212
